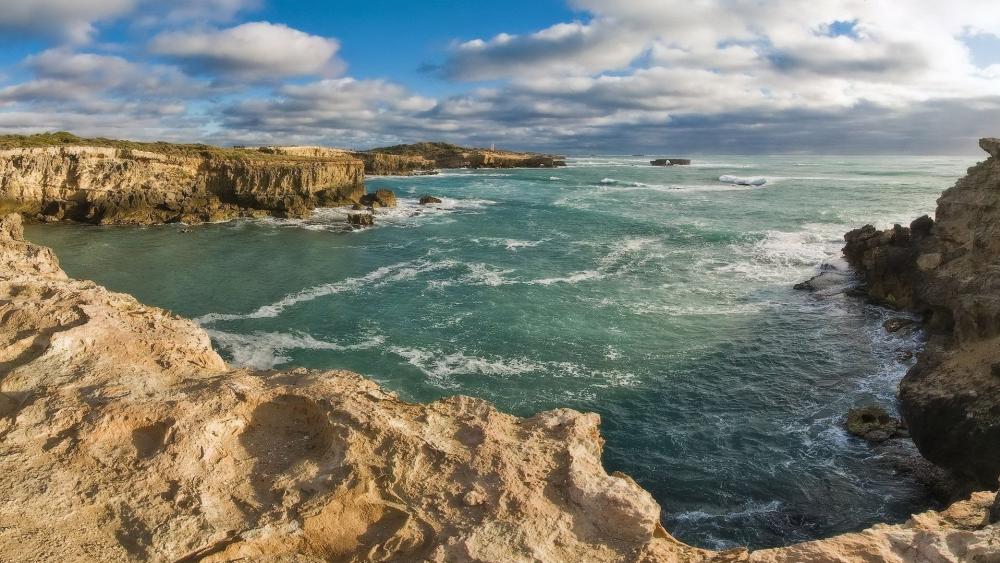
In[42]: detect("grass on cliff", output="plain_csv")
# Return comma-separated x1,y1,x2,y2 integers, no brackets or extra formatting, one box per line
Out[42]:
0,132,346,162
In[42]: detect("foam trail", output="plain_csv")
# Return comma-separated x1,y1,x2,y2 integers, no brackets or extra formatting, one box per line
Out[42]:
196,259,458,323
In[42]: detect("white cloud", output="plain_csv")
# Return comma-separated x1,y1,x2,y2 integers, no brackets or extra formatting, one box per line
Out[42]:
0,0,135,43
149,22,342,80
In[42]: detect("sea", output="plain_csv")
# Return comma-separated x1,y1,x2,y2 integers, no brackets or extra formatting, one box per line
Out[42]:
24,154,978,549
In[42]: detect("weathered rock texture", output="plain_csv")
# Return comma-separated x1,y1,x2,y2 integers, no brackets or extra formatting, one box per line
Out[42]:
844,137,1000,489
365,142,566,172
2,211,998,561
0,135,365,225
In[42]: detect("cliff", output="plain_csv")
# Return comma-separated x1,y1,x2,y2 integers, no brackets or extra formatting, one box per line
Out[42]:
364,142,566,173
2,212,997,561
0,134,365,225
844,138,1000,490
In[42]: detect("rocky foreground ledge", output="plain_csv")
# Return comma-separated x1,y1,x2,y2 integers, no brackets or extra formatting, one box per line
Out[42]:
1,214,997,561
844,138,1000,493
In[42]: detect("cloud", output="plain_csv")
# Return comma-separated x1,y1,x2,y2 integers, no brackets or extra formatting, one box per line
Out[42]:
0,0,135,43
149,22,342,80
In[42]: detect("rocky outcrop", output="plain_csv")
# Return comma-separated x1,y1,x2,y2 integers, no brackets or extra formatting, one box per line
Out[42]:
2,211,999,560
650,159,691,166
0,135,365,225
365,142,566,171
420,195,443,205
844,137,1000,489
357,151,437,176
360,189,397,209
845,406,907,443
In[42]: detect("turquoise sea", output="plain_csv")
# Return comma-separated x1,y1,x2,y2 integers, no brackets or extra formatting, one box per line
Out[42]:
25,154,977,549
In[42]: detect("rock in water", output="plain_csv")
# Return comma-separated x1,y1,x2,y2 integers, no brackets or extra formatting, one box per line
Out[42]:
845,406,907,443
419,195,443,205
360,189,397,208
844,137,1000,489
650,158,691,166
347,212,374,227
883,317,916,333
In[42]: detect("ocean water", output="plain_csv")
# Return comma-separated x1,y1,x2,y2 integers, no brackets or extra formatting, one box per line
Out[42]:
24,154,977,550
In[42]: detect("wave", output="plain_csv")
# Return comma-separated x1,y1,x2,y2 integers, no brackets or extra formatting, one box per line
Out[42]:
207,329,385,370
528,270,604,286
196,258,459,323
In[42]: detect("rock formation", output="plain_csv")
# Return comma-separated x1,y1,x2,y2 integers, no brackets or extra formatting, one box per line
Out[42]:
420,195,443,205
844,137,1000,490
0,134,365,225
365,142,566,171
2,209,999,560
360,189,397,209
845,406,908,443
650,159,691,166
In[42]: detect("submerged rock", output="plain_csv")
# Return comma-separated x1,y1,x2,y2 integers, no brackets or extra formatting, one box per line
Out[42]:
846,405,908,443
419,195,443,205
883,317,915,333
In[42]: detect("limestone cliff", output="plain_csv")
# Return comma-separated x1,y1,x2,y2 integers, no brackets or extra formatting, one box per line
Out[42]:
844,138,1000,489
0,134,365,225
364,142,566,172
2,212,998,561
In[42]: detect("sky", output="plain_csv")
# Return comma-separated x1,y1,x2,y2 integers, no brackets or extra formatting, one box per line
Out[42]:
0,0,999,154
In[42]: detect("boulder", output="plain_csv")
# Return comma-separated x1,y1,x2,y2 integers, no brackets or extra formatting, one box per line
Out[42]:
845,406,907,443
347,212,374,227
360,189,397,208
419,195,442,205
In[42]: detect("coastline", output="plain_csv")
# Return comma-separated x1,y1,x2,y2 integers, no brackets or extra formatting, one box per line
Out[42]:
1,209,997,561
3,140,996,561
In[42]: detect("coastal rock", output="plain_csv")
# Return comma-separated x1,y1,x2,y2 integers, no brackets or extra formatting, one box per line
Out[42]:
360,189,397,208
845,406,907,443
2,211,998,561
0,134,365,226
650,158,691,166
347,212,374,227
844,138,1000,488
793,262,851,292
356,151,437,176
419,195,443,205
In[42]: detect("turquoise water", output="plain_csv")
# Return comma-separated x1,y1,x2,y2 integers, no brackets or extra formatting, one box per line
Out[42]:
25,155,976,549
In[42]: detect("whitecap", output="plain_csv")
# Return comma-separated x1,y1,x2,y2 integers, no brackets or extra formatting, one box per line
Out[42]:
196,258,459,323
207,329,385,370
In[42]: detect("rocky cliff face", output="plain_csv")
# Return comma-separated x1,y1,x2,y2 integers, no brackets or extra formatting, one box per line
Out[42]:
2,211,998,561
844,138,1000,490
0,142,365,225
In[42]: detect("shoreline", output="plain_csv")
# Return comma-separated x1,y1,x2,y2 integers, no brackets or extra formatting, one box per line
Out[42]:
2,209,997,560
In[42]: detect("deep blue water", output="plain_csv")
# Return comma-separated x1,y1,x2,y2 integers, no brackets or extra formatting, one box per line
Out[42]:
25,154,976,549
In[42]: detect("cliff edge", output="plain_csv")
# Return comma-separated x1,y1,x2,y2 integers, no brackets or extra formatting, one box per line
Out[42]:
0,133,365,225
844,138,1000,490
2,211,998,560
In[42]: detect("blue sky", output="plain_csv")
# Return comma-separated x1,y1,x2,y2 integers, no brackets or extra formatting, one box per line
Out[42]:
0,0,999,154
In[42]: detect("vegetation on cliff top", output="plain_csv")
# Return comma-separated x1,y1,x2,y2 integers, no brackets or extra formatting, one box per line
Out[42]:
366,141,561,159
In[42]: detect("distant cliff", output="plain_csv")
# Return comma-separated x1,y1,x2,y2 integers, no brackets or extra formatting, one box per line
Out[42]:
0,133,365,225
362,141,566,174
844,138,1000,490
